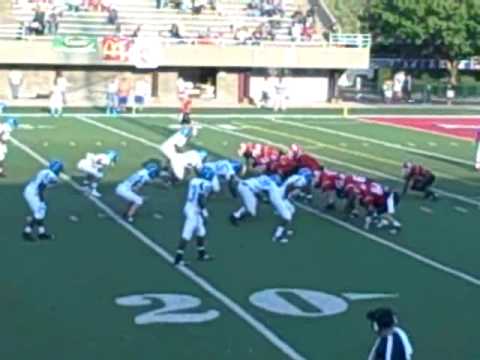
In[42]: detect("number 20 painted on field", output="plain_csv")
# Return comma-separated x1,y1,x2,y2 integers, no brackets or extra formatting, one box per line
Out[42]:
115,288,349,325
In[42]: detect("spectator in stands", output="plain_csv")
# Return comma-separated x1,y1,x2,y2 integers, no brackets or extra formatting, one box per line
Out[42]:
251,25,264,45
192,0,207,14
290,20,302,42
106,6,118,25
261,0,275,17
263,21,276,41
8,70,23,100
169,23,183,39
291,7,303,22
156,0,168,9
66,0,83,12
132,25,142,38
46,9,60,34
234,26,251,45
246,0,261,16
272,0,284,17
27,5,46,35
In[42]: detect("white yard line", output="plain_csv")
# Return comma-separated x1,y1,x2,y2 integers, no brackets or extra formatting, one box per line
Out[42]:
295,203,480,287
74,116,480,289
268,118,473,167
10,137,306,360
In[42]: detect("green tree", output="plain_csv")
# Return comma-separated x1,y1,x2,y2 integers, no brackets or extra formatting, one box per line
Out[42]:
361,0,480,84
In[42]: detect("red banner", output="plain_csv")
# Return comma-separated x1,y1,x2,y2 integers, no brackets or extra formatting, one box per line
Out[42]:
102,36,132,62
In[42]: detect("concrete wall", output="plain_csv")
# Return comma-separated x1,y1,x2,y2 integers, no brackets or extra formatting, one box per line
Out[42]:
0,39,370,69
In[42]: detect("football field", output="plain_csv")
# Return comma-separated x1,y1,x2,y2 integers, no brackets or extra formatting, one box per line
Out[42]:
1,107,480,359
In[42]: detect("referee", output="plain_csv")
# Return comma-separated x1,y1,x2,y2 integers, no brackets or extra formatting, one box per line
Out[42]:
366,307,414,360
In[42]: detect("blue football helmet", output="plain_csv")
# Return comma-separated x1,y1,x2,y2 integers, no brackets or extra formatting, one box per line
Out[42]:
180,126,193,138
106,150,119,163
198,150,208,162
298,167,313,183
145,163,160,178
229,160,245,175
48,160,64,175
5,117,18,129
199,166,215,181
269,174,283,186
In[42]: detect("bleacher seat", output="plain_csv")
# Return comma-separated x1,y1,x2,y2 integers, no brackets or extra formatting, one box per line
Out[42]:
3,0,325,44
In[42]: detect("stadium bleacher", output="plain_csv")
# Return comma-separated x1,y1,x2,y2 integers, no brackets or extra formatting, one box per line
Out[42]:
0,0,325,44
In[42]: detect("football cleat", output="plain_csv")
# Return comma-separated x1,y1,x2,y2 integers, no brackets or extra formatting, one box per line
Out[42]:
90,189,102,198
198,253,214,262
229,213,239,226
279,238,289,244
325,202,335,211
22,231,35,242
38,233,54,240
174,260,188,267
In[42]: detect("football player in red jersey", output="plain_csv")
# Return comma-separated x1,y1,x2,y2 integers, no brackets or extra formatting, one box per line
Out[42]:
288,144,324,172
359,182,402,233
269,153,298,178
402,162,437,200
313,168,343,209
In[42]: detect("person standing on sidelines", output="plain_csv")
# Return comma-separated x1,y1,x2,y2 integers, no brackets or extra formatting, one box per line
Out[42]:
49,81,64,117
475,129,480,171
106,78,119,115
366,307,413,360
273,76,288,112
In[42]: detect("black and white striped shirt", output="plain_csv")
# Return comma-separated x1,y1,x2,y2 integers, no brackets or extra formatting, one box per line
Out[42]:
368,327,413,360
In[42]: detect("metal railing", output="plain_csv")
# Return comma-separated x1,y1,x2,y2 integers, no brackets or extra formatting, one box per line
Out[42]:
329,33,371,48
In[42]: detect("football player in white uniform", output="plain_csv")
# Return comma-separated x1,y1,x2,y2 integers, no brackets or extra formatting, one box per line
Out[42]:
169,149,208,181
202,159,246,195
22,160,63,241
77,150,118,197
174,166,215,266
230,174,281,224
115,162,161,223
273,168,314,243
159,126,196,160
0,117,19,178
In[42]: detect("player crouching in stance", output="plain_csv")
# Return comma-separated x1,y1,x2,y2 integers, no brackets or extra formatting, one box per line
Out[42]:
360,182,402,234
203,159,246,195
230,173,296,243
77,150,118,197
0,117,19,178
22,160,63,241
174,166,215,266
115,162,161,223
402,162,437,200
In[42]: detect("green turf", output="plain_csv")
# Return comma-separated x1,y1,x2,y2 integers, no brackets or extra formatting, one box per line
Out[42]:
1,110,480,359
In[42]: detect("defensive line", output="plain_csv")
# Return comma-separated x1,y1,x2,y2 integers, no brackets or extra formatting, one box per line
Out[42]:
73,115,480,289
268,118,473,167
10,137,307,360
236,123,479,189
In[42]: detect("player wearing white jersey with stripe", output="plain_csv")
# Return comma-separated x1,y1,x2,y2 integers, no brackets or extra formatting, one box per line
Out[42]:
22,160,63,241
160,126,196,160
0,117,18,178
77,150,118,197
203,159,246,194
170,149,208,181
174,166,215,266
115,162,161,223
